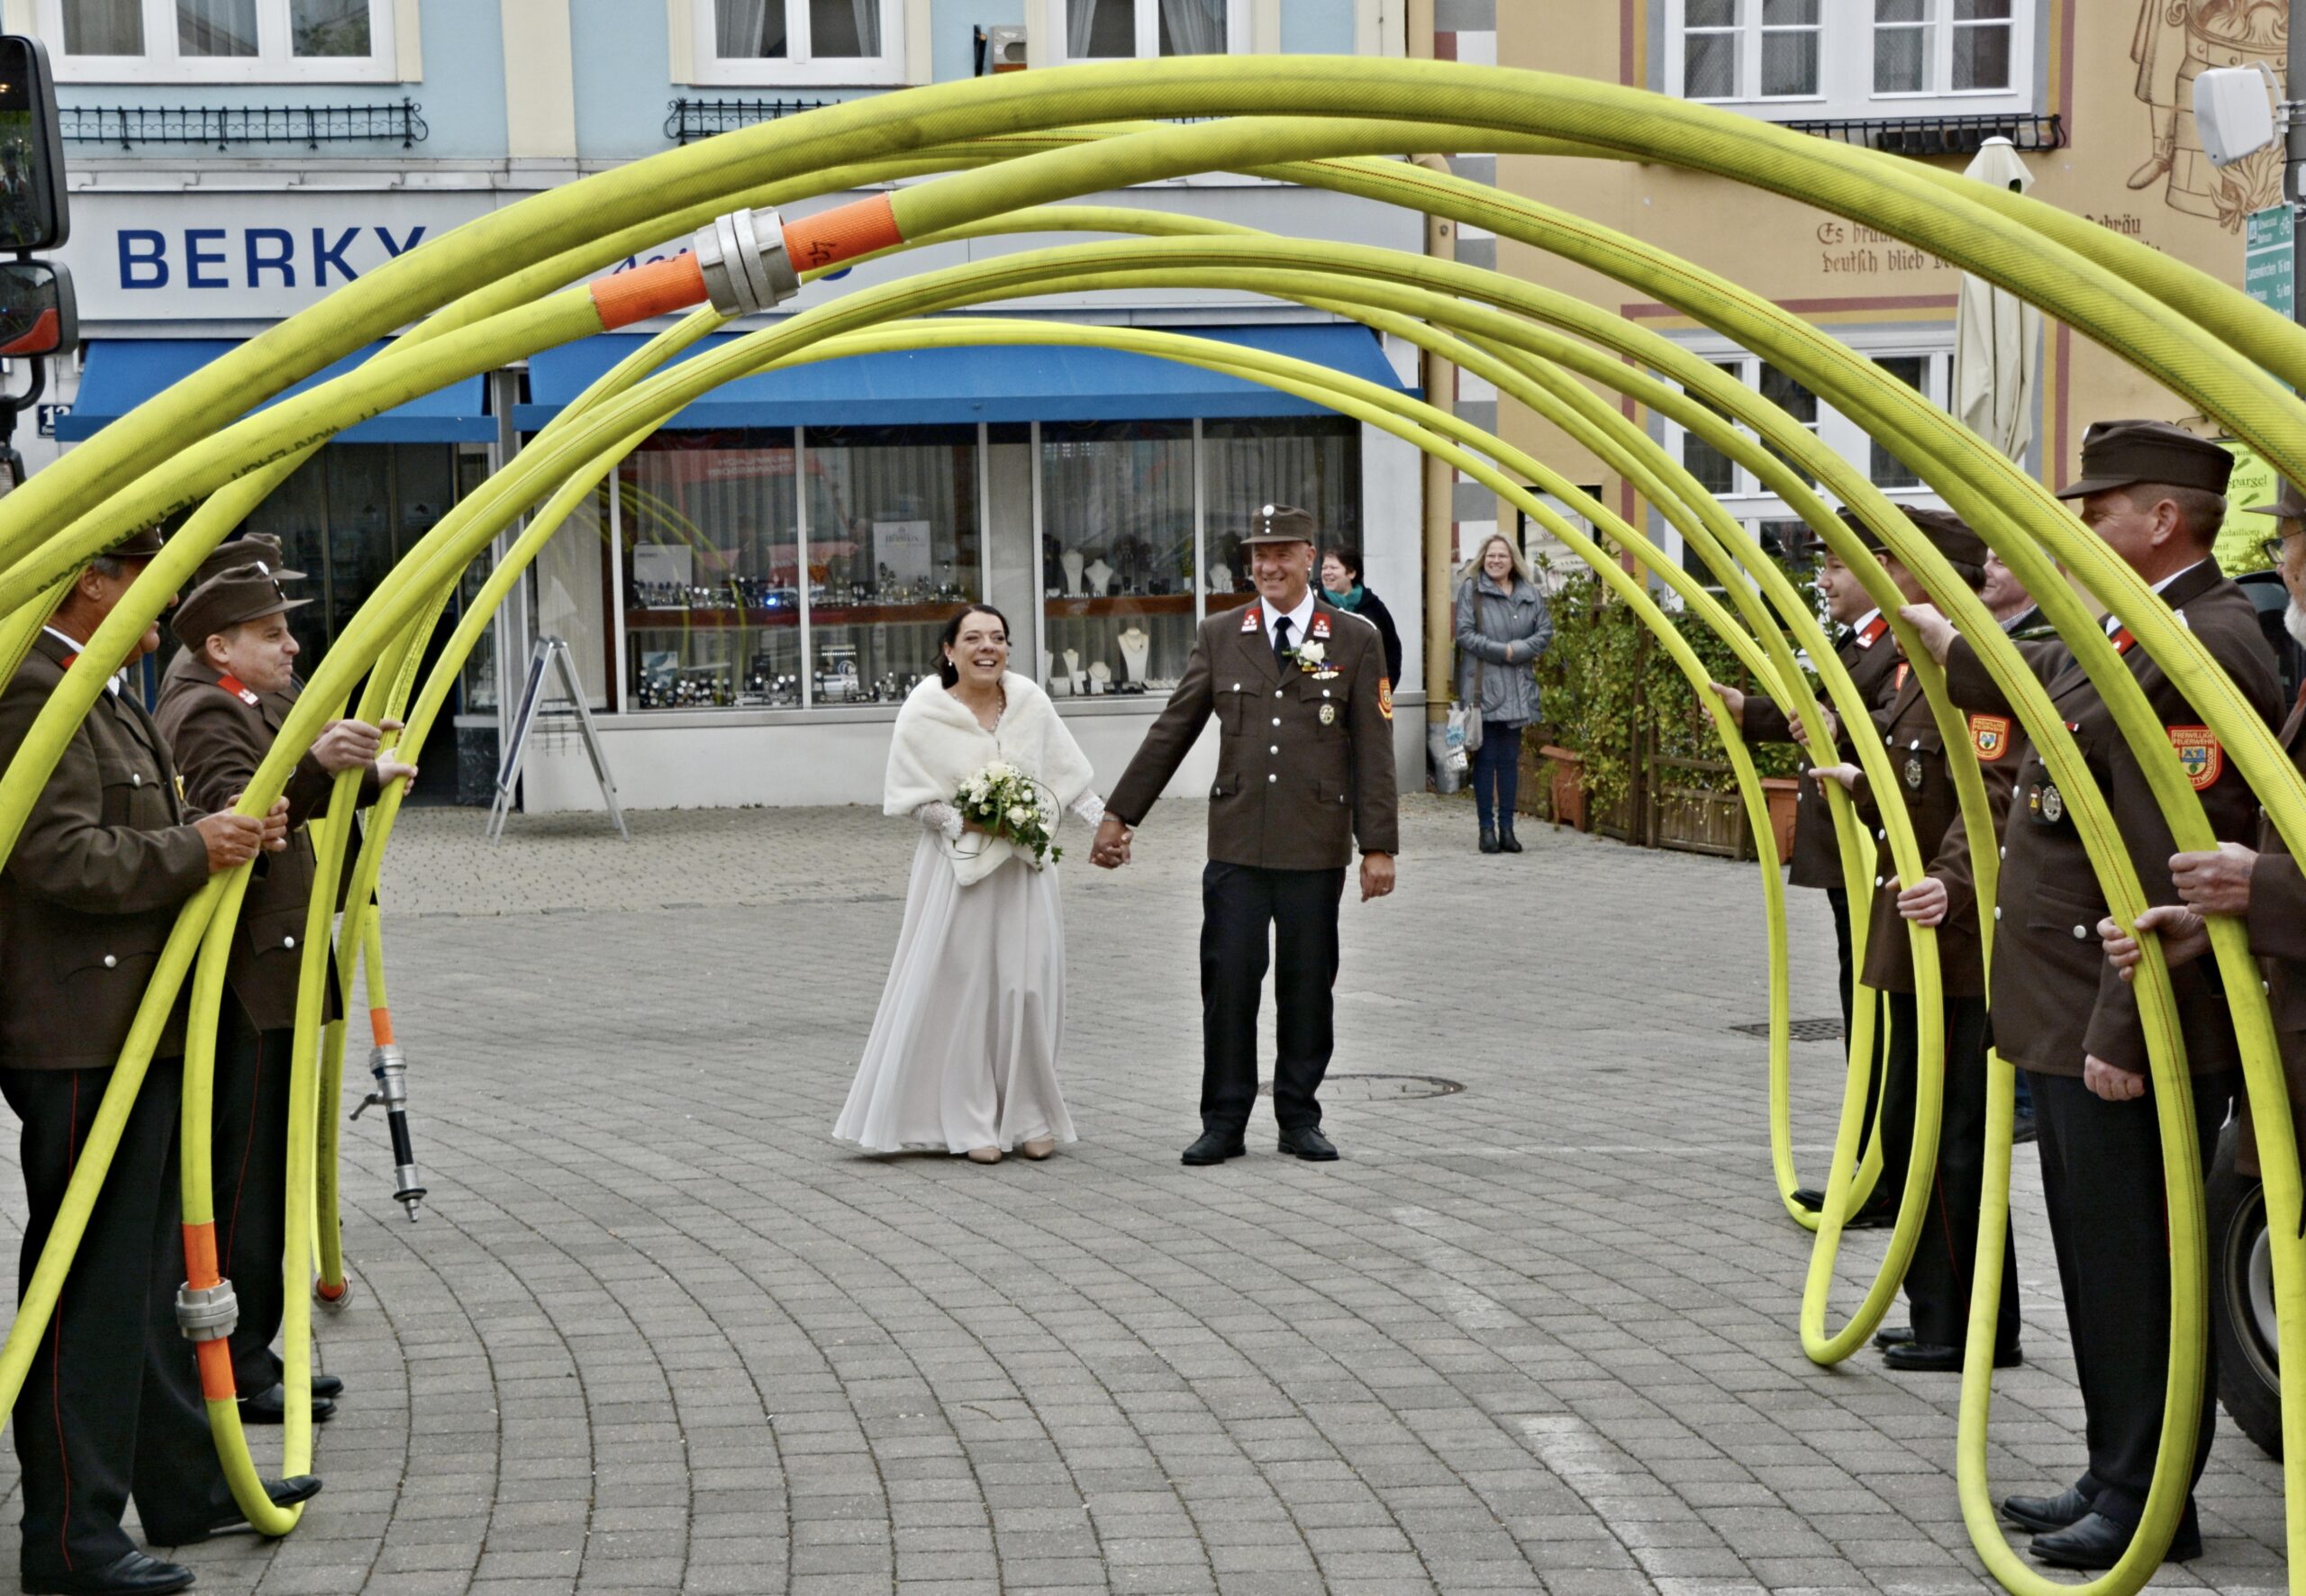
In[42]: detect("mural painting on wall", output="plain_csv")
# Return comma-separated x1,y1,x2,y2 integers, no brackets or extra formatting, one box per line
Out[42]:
2130,0,2286,229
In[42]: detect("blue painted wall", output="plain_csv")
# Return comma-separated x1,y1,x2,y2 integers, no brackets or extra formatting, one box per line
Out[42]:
1281,0,1357,54
571,0,671,161
53,0,509,161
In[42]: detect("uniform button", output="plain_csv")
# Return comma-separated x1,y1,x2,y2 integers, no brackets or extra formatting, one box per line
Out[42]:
1875,828,1884,840
102,954,116,968
1232,683,1241,691
1267,773,1277,783
1875,875,1884,887
1993,906,2002,920
1999,846,2005,858
130,773,141,786
1274,689,1284,698
283,935,296,948
1269,745,1279,755
2072,924,2087,939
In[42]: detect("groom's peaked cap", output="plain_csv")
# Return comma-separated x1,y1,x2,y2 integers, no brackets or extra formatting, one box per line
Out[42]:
1241,503,1317,547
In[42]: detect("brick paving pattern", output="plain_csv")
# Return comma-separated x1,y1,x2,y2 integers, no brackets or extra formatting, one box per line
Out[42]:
0,794,2286,1593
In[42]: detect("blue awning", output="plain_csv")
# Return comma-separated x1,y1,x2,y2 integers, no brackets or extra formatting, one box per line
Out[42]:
513,322,1413,431
59,339,494,444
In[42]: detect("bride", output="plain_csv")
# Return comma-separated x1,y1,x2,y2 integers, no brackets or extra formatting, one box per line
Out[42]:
834,603,1104,1163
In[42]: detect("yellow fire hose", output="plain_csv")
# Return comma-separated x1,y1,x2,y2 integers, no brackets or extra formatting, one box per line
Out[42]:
0,62,2297,1588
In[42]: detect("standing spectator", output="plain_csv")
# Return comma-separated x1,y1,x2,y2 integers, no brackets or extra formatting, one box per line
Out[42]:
1321,546,1403,687
1455,533,1553,854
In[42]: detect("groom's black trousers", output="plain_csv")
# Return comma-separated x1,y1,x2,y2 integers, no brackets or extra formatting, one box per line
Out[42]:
1200,861,1346,1135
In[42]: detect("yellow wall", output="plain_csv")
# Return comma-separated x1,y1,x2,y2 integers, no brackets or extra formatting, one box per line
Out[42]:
1493,0,2281,524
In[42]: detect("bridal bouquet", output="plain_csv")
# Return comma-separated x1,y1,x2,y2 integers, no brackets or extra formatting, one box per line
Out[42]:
955,759,1062,866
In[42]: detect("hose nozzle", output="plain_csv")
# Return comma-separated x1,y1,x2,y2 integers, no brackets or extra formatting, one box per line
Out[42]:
359,1039,428,1221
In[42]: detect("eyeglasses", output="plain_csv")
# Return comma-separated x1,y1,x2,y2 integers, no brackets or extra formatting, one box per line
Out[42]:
2261,528,2304,568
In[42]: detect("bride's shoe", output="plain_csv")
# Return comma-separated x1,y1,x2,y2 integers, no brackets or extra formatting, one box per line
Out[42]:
965,1147,1003,1164
1021,1138,1056,1160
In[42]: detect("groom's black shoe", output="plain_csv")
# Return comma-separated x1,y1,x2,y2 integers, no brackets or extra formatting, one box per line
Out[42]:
1278,1126,1339,1161
1182,1131,1247,1165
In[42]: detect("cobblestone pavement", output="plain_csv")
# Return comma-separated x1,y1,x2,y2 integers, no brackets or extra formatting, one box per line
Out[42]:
0,795,2288,1594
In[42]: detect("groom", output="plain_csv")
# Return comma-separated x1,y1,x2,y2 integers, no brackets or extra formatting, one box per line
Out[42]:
1093,504,1399,1165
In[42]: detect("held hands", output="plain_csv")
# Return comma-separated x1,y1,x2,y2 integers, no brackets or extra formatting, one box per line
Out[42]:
1091,814,1133,868
1896,875,1948,928
2083,1053,2147,1103
1360,851,1395,902
1807,762,1864,793
311,716,404,775
2169,841,2256,918
1897,603,1956,666
2099,904,2212,980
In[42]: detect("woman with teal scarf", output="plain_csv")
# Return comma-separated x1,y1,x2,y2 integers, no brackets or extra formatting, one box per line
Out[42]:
1320,547,1403,688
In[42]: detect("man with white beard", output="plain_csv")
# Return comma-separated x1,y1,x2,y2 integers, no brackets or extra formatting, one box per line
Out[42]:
2107,473,2306,1215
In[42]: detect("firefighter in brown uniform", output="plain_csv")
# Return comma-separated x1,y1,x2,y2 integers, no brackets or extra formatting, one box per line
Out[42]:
1711,520,1905,1222
1090,505,1398,1165
154,552,413,1429
0,528,317,1596
1904,421,2282,1571
1802,509,2024,1373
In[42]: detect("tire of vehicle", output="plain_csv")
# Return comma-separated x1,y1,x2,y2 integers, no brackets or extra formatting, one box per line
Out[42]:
2210,1119,2285,1459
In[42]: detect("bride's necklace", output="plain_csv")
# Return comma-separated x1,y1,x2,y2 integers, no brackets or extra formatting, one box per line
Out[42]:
953,679,1004,731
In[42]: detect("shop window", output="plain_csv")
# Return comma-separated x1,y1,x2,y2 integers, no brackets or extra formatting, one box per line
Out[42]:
1657,344,1953,585
43,0,397,82
618,425,978,711
1667,0,2032,118
1049,0,1248,61
1040,420,1194,699
689,0,907,86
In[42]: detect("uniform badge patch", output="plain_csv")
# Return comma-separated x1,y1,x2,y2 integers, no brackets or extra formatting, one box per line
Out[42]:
1969,714,2012,762
1904,756,1924,790
1320,703,1337,725
1240,608,1260,633
1378,677,1394,721
1310,612,1331,639
2041,783,2065,822
217,673,259,706
1893,662,1910,694
2168,725,2222,791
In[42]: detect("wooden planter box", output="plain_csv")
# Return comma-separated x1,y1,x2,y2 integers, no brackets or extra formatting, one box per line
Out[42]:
1538,745,1586,831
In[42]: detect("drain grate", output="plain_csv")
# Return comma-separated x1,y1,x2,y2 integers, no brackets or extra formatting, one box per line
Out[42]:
1261,1073,1465,1102
1729,1017,1845,1042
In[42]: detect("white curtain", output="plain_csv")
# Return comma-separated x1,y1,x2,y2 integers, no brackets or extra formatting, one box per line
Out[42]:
177,0,258,57
62,0,143,53
849,0,882,55
1157,0,1222,56
716,0,782,59
1069,0,1136,58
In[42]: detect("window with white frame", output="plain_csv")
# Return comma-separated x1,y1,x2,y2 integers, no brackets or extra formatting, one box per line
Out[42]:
690,0,906,86
1050,0,1248,61
1661,341,1955,581
1671,0,2033,119
43,0,396,83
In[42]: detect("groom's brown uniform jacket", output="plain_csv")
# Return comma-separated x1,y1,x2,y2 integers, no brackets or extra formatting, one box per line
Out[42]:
1107,598,1399,869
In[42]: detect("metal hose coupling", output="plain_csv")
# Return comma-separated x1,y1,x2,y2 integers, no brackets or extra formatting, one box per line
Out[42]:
691,207,801,316
176,1279,238,1342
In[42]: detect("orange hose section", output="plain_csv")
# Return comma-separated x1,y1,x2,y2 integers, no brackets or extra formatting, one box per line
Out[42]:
314,1278,348,1302
195,1338,235,1401
182,1221,219,1290
783,195,903,273
588,253,707,331
370,1007,395,1047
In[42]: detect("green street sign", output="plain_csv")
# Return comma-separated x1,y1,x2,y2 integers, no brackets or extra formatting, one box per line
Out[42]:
2247,204,2294,321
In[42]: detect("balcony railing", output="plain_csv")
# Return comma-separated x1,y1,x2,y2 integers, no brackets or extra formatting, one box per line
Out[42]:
59,99,426,150
666,96,835,145
1781,112,2065,158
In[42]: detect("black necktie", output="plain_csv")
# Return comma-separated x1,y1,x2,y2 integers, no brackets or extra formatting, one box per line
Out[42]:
1272,614,1293,667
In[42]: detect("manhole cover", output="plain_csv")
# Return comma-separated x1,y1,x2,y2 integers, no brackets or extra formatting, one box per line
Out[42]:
1728,1017,1845,1042
1260,1073,1465,1102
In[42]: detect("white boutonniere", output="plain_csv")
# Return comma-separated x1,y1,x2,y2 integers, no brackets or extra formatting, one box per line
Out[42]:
1291,640,1327,673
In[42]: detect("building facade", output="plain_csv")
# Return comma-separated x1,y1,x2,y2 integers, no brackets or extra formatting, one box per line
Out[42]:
1490,0,2277,585
14,0,1429,811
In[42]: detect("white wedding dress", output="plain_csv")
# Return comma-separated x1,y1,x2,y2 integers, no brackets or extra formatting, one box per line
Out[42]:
834,677,1103,1155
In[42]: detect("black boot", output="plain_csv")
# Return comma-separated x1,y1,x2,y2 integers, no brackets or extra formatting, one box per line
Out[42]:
1479,824,1500,854
1498,819,1522,853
